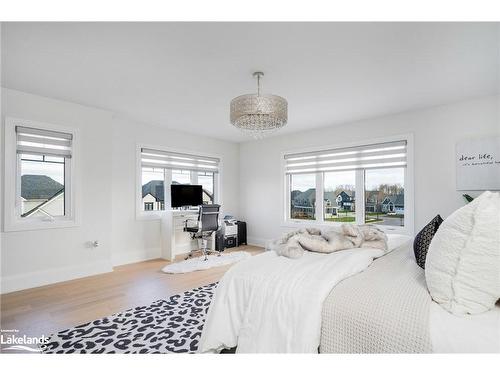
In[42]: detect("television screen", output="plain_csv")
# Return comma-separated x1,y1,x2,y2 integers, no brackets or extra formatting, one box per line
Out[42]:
171,184,203,207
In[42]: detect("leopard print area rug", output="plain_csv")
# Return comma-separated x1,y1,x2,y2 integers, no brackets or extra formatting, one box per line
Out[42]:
41,283,217,354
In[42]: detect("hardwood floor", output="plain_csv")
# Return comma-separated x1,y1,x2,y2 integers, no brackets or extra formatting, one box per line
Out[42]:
0,246,263,339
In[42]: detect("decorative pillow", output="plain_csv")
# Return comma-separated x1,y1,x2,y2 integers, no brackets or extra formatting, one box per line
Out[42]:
413,215,443,269
425,191,500,315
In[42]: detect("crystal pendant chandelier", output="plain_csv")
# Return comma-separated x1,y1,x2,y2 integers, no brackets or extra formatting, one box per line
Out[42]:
230,72,288,139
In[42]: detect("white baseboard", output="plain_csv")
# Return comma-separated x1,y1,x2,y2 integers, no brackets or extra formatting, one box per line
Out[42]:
111,247,161,266
1,260,113,294
247,236,270,248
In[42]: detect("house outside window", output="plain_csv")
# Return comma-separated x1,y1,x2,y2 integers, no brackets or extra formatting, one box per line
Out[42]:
365,168,405,227
284,137,413,233
137,147,220,218
324,171,356,222
4,118,78,231
290,173,316,220
141,167,165,212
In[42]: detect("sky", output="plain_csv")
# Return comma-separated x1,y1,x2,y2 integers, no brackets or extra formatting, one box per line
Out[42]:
142,168,164,185
142,169,193,184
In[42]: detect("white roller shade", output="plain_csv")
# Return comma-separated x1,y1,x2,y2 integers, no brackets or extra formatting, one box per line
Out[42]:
16,126,73,158
141,148,220,173
284,140,407,174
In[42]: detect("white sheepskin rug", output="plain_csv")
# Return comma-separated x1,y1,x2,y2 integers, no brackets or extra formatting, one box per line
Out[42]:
161,251,251,274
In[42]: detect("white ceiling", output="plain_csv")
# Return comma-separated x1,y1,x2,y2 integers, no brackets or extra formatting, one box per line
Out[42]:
2,22,499,142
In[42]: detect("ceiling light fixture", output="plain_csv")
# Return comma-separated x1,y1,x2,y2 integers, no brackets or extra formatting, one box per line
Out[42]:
230,72,288,139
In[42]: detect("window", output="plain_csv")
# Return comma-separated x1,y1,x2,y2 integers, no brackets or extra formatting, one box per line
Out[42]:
4,118,77,231
138,148,220,217
142,166,164,211
323,171,356,222
20,154,66,217
365,168,405,227
198,171,215,204
172,169,192,185
284,138,412,232
290,173,316,220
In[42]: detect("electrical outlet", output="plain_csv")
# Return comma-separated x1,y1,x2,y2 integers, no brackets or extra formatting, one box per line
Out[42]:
85,240,100,249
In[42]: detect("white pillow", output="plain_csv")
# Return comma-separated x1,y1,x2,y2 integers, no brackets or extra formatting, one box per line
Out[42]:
425,191,500,315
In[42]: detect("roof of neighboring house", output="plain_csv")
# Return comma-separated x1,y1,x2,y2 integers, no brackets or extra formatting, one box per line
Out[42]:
291,190,302,202
383,194,405,206
22,188,64,217
292,188,316,205
324,191,336,203
142,180,165,202
21,175,64,200
337,190,354,202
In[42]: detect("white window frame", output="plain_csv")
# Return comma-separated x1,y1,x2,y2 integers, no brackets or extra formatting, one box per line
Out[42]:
136,144,222,220
282,134,414,235
3,117,80,232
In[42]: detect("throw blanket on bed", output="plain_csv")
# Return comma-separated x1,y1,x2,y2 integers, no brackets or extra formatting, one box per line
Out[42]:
198,235,407,353
320,237,432,353
268,224,388,259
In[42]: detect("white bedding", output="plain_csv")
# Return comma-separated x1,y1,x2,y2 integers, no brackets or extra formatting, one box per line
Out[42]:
198,234,410,353
429,302,500,353
319,240,500,354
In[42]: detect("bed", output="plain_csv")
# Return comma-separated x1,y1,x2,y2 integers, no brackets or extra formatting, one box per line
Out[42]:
321,240,500,353
199,234,500,353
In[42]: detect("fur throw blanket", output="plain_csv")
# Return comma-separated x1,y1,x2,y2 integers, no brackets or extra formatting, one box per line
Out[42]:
267,224,388,259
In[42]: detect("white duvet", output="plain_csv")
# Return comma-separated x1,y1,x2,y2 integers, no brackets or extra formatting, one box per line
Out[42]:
199,234,410,353
429,302,500,353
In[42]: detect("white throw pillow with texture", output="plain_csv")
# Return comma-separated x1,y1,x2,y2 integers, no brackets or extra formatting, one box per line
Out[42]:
425,191,500,315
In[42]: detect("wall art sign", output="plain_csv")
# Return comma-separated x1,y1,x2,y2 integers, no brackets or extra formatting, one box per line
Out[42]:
456,136,500,191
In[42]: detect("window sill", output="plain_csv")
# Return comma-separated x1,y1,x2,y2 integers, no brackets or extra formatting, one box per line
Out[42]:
136,209,202,221
136,211,164,221
282,220,343,229
3,217,79,232
281,219,411,235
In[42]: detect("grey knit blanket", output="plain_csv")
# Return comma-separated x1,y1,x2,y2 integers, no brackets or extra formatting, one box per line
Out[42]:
320,240,432,353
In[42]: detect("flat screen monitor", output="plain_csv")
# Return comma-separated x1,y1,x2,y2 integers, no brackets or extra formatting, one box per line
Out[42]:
170,184,203,208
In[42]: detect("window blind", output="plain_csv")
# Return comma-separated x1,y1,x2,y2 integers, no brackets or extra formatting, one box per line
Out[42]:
141,148,220,173
16,126,73,158
284,140,407,174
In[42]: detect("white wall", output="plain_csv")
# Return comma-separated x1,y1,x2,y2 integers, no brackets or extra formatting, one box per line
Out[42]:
239,95,500,246
1,89,114,293
0,88,240,292
110,115,240,266
2,89,498,293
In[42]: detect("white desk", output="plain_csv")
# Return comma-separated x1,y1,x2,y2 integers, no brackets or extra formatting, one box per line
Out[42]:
160,209,214,261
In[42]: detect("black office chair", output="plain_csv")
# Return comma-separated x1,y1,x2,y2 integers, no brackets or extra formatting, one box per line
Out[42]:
184,204,221,261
